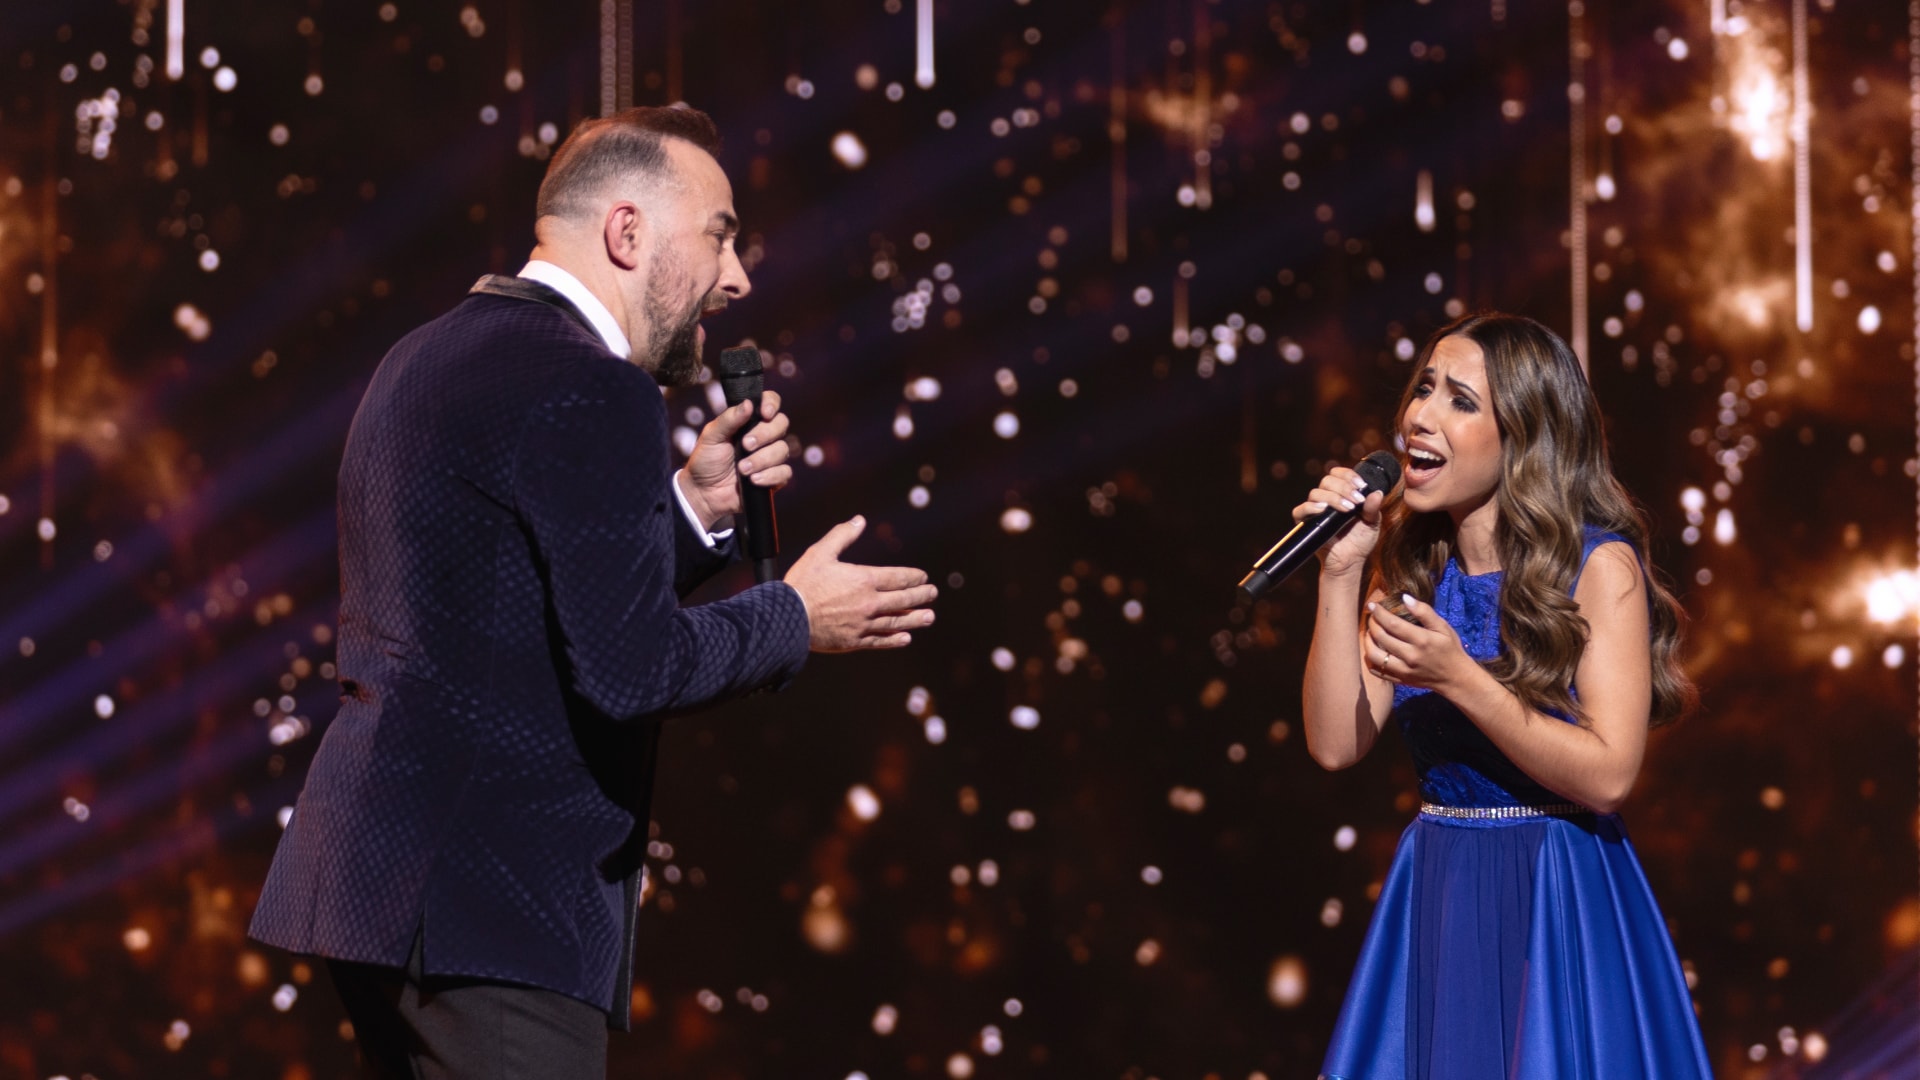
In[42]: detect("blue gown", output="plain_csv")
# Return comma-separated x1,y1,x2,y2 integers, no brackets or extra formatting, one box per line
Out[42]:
1320,530,1713,1080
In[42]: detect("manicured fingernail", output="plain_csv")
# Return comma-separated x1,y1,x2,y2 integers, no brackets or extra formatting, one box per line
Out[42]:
1308,501,1327,512
739,460,752,473
1365,601,1377,611
1352,477,1367,490
1401,593,1417,608
1339,499,1355,511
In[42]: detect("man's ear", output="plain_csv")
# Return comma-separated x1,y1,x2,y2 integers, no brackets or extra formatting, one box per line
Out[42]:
603,201,644,271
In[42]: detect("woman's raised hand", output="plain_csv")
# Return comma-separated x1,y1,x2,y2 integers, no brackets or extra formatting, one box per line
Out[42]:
1293,465,1387,580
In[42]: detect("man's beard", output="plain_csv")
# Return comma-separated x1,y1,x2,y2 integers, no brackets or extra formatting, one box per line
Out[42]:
640,256,718,388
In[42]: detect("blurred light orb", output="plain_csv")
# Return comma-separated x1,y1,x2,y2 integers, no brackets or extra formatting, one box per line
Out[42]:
993,412,1020,438
803,897,851,953
94,694,115,719
1830,645,1854,670
872,1003,899,1035
1003,997,1024,1017
1883,644,1905,669
1347,31,1368,54
999,507,1032,534
1864,570,1920,624
37,518,56,541
1007,809,1036,831
1804,1032,1828,1062
946,1053,974,1079
1267,955,1309,1007
991,647,1016,671
908,485,930,508
1320,897,1344,926
200,46,220,68
831,131,868,169
1713,508,1736,545
1333,825,1357,851
905,375,941,401
199,250,221,272
1141,865,1163,885
123,926,152,952
1858,305,1882,334
923,716,946,744
272,984,298,1011
213,66,237,91
305,74,325,96
1009,705,1040,730
846,784,881,821
1668,37,1690,60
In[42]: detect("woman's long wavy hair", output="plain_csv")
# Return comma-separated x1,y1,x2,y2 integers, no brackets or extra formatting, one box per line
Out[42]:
1370,313,1696,728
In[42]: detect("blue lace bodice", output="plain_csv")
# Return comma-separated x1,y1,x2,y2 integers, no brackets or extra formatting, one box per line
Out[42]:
1391,527,1629,809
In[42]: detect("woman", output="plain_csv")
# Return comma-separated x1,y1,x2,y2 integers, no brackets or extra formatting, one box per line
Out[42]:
1300,313,1711,1079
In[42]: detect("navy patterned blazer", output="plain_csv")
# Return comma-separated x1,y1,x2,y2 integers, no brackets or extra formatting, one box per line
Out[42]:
249,276,811,1027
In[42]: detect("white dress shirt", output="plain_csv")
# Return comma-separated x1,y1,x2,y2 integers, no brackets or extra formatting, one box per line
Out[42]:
518,260,732,549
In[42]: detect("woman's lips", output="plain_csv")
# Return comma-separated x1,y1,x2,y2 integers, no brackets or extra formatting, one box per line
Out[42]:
1404,455,1444,489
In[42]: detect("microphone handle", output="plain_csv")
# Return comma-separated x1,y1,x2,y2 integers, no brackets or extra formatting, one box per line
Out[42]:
1237,505,1357,600
729,390,780,583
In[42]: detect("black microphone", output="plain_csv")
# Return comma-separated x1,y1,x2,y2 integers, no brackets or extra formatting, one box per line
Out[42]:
717,346,780,583
1238,450,1402,602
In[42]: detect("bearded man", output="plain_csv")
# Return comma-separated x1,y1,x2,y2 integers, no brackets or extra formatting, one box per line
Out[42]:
249,105,936,1078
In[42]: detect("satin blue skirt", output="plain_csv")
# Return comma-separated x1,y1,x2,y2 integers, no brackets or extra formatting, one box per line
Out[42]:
1320,811,1713,1080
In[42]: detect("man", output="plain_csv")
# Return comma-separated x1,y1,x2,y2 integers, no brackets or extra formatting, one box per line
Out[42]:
249,105,937,1078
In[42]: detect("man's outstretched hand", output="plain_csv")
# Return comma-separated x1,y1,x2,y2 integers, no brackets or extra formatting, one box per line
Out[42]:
783,516,938,652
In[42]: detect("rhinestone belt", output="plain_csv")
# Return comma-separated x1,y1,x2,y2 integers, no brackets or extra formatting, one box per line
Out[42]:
1419,802,1592,820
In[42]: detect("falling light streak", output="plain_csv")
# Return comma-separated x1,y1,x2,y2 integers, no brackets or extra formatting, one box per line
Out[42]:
1110,3,1127,262
39,104,58,568
1711,0,1727,37
1190,2,1212,211
1568,1,1589,370
165,0,184,81
916,0,935,89
1792,0,1812,332
1172,275,1188,348
1910,0,1920,834
599,0,616,117
1415,169,1435,232
659,0,675,106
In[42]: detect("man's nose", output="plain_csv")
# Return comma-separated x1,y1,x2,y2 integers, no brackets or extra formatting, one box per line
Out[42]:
719,247,751,302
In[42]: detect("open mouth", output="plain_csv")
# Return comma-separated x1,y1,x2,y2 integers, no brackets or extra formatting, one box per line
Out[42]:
1406,447,1447,483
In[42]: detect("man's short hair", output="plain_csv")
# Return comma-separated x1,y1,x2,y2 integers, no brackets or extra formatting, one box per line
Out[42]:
535,105,722,223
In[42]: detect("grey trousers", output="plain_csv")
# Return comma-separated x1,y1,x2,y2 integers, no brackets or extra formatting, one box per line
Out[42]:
327,937,610,1080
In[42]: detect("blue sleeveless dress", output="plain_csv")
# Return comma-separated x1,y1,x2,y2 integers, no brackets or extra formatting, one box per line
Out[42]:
1320,530,1713,1080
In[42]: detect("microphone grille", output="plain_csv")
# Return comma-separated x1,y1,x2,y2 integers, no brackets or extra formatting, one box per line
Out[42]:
1356,449,1403,490
717,345,765,405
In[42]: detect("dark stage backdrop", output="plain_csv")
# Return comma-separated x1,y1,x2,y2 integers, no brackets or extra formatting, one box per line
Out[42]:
0,2,1915,1078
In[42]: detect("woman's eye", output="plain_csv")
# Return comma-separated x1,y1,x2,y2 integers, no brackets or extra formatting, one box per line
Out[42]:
1453,396,1475,412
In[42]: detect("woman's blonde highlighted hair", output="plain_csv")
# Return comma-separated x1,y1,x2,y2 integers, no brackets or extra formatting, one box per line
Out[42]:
1370,312,1696,728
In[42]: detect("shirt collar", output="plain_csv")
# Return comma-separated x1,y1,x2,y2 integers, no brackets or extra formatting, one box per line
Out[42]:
517,260,631,359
